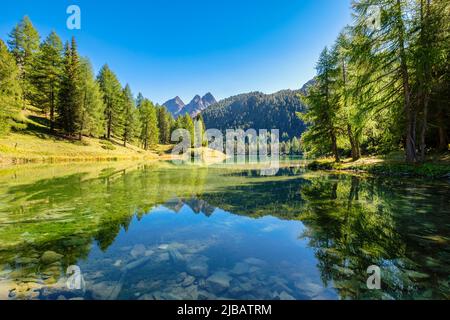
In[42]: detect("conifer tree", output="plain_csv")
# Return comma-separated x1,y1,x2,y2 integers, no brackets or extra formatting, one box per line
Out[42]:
31,31,63,131
97,64,123,140
299,47,340,161
78,57,105,138
0,39,22,134
58,37,82,136
121,84,138,147
7,16,40,108
157,106,173,144
139,99,159,149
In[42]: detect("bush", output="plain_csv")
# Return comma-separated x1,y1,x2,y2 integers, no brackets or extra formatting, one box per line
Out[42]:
100,140,116,150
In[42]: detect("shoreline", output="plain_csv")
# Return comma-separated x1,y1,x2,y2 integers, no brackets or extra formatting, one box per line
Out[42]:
305,157,450,179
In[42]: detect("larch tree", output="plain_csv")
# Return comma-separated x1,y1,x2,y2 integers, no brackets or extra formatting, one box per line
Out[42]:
7,16,40,108
97,64,123,140
121,84,139,147
0,39,22,134
139,99,159,150
78,57,105,138
57,37,83,136
31,31,63,132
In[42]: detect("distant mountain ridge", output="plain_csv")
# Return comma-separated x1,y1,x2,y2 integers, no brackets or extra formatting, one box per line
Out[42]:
163,93,217,118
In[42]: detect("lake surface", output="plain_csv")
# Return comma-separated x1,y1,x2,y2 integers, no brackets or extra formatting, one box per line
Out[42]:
0,161,449,300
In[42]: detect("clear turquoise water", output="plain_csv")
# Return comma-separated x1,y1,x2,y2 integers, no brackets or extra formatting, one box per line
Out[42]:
0,163,448,300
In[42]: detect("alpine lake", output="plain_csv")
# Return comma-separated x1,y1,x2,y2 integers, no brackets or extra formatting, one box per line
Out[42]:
0,159,449,300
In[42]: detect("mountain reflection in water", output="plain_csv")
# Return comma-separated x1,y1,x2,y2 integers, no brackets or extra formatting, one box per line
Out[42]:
0,162,448,300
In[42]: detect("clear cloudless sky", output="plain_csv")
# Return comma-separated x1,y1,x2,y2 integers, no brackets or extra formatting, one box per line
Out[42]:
1,0,353,104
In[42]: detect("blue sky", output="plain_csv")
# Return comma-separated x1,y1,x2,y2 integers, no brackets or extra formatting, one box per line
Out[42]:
1,0,353,104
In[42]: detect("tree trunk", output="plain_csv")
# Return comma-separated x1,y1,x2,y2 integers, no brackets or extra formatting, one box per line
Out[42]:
50,87,55,133
331,130,340,162
107,111,112,140
396,0,416,163
347,124,360,161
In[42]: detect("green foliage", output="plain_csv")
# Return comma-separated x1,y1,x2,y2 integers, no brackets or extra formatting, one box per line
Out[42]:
100,140,116,150
157,106,173,144
97,64,123,140
301,0,449,163
299,47,340,162
7,16,40,108
121,84,139,146
0,39,22,134
139,99,159,149
57,38,83,136
79,58,105,138
30,31,63,131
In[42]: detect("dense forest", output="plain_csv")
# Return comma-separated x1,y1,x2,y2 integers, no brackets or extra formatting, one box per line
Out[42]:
0,16,205,150
300,0,449,163
202,89,308,149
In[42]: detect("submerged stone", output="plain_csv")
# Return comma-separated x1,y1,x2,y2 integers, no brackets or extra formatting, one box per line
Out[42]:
130,244,146,258
187,260,209,277
278,291,296,300
231,262,250,275
206,271,232,293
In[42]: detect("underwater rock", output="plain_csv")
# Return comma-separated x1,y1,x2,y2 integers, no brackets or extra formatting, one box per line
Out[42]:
206,272,232,294
295,281,323,298
138,293,154,300
122,256,152,271
169,249,185,264
176,272,188,283
185,285,199,300
278,291,296,300
181,275,196,287
156,253,170,263
158,244,169,250
144,250,154,257
231,262,251,275
244,258,267,266
90,281,122,300
130,244,146,258
187,260,209,277
198,290,217,300
40,251,63,265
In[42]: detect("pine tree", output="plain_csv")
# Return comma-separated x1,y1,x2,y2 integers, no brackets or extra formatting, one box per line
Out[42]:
136,92,144,108
334,31,361,160
121,84,138,147
58,37,82,136
139,99,159,149
78,57,105,138
97,64,123,140
0,39,22,134
157,106,173,144
31,31,63,131
180,114,195,146
194,114,207,147
299,47,340,161
7,16,40,108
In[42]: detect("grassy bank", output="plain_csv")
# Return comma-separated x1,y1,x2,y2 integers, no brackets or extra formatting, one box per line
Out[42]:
307,154,450,179
0,130,162,166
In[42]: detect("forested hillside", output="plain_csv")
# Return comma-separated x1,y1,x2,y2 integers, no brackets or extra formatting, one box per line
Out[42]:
202,89,307,141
